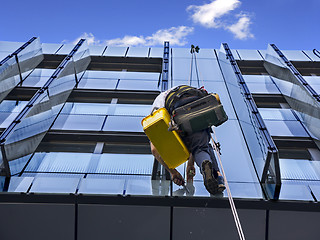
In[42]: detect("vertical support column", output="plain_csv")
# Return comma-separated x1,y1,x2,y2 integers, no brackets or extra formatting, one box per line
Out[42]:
161,41,169,92
270,44,320,102
222,43,281,199
152,41,170,181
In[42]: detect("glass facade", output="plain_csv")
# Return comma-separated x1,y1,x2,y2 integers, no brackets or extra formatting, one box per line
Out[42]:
1,39,320,205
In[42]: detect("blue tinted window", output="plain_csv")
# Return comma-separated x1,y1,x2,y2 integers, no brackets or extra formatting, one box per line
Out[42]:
103,116,143,132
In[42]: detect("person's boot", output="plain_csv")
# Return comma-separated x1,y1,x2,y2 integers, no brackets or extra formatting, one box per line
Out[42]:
201,160,219,195
217,176,226,193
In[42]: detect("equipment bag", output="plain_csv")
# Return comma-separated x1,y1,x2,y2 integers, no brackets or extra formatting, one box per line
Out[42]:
172,93,228,133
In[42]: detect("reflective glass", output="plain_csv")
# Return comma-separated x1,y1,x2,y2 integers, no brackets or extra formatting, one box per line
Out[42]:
0,52,11,60
119,71,160,80
41,43,63,54
102,116,144,132
309,185,320,201
282,50,311,61
89,45,106,56
82,70,121,79
236,49,263,60
22,76,47,87
303,50,320,61
304,76,320,85
213,120,260,183
246,82,280,94
126,179,170,196
172,58,223,81
0,112,18,128
117,80,159,91
78,178,125,194
52,114,105,131
78,78,117,90
25,152,93,173
264,120,309,137
243,75,274,84
104,46,128,57
172,48,216,59
29,177,79,193
149,48,163,58
56,44,76,54
5,177,33,192
279,182,314,201
259,108,296,121
27,68,55,77
61,102,109,115
280,159,320,180
113,104,151,116
94,153,153,174
126,47,149,57
0,100,28,112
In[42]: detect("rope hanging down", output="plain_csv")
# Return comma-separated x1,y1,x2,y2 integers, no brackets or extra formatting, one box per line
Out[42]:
189,44,246,240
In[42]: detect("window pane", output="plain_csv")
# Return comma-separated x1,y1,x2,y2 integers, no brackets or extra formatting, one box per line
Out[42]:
102,116,143,132
52,114,105,131
282,50,311,61
246,82,280,94
237,49,263,60
126,47,149,57
259,108,296,121
89,45,106,56
264,120,309,137
117,80,159,91
29,177,80,193
104,47,128,57
113,104,151,116
61,102,109,115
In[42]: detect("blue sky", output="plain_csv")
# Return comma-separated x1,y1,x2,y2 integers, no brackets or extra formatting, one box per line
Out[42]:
1,0,319,50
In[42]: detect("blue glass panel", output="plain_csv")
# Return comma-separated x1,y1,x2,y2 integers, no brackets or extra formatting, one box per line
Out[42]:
243,75,273,84
88,45,106,56
113,104,151,116
29,177,80,193
259,108,296,121
82,70,121,79
172,48,216,59
149,48,163,58
25,152,93,173
282,50,311,61
52,114,105,131
104,47,128,57
22,76,48,87
213,120,260,183
0,52,11,59
41,43,63,54
117,80,159,91
172,58,223,81
61,102,109,115
280,159,320,180
126,47,149,57
279,182,314,201
94,154,153,174
174,181,263,199
6,177,34,192
125,179,170,196
0,100,28,112
304,76,320,85
246,82,280,94
0,112,18,128
264,120,309,137
78,178,125,195
303,50,320,61
309,185,320,201
78,78,117,90
55,44,76,54
236,49,263,60
102,116,144,132
120,71,160,80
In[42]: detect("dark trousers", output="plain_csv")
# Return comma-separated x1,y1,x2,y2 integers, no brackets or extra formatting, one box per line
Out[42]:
181,129,219,173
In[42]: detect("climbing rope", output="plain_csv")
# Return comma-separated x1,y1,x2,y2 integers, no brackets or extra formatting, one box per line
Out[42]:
211,131,246,240
190,44,246,240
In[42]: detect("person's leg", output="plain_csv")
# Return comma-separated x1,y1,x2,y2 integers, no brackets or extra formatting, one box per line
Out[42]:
182,130,220,194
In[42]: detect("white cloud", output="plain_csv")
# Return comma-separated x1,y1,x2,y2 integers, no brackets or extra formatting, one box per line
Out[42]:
187,0,254,40
145,26,194,46
73,32,101,45
105,35,146,46
226,14,254,40
187,0,241,28
73,26,193,47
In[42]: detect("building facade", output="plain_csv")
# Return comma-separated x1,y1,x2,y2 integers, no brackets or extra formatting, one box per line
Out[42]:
0,37,320,239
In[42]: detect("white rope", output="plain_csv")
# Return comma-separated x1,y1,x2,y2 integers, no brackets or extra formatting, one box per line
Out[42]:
191,46,246,240
211,129,246,240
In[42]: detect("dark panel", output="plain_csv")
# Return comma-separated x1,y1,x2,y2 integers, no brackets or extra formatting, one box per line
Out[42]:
269,210,320,240
78,204,170,240
173,207,265,240
0,203,74,240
